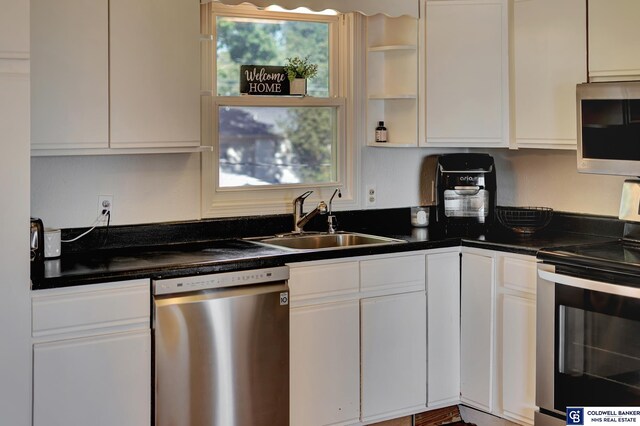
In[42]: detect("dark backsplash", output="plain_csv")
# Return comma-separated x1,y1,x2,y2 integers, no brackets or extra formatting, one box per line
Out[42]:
61,208,415,254
61,206,624,254
545,210,624,238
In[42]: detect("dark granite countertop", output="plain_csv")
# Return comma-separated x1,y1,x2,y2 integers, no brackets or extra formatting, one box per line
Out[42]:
31,208,622,290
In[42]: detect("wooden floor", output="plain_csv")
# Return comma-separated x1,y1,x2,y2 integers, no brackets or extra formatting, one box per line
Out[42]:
370,405,467,426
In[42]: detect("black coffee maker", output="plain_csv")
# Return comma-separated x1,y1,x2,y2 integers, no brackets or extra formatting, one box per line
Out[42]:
435,153,497,234
31,217,45,282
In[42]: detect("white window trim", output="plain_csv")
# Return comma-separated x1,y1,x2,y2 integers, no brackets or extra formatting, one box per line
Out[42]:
201,3,360,218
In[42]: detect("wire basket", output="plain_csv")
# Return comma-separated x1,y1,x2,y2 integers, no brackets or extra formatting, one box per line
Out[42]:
496,207,553,234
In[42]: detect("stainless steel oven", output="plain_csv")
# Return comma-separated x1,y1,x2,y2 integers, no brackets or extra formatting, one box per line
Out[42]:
536,261,640,425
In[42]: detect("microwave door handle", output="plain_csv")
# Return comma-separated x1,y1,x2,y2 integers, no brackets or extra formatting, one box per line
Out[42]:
538,268,640,299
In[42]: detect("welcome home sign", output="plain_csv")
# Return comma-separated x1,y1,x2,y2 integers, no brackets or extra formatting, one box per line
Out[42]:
240,65,291,96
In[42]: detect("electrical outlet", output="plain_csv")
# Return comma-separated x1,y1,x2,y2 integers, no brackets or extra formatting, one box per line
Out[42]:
98,195,113,222
366,185,377,207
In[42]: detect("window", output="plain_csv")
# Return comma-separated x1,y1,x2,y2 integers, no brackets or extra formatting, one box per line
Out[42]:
202,2,356,217
218,105,338,186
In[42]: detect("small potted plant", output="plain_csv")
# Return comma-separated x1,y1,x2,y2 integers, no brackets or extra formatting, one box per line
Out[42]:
283,56,318,96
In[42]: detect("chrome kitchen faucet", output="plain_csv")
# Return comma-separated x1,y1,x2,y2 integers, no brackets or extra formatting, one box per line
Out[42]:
327,188,342,234
293,190,327,233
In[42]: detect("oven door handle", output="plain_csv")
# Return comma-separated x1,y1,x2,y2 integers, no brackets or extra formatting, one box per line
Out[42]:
538,267,640,299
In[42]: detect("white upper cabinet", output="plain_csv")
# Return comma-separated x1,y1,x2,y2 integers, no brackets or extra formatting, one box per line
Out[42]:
31,0,109,150
31,0,201,155
110,0,200,149
513,0,586,150
588,0,640,81
424,0,510,148
0,0,29,58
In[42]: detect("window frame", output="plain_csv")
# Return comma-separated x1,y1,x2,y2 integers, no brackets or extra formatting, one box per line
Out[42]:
201,2,359,218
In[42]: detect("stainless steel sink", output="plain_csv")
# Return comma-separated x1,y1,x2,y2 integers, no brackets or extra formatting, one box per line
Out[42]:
246,232,406,251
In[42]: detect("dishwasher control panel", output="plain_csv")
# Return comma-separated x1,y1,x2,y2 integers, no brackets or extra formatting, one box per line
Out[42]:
153,266,289,295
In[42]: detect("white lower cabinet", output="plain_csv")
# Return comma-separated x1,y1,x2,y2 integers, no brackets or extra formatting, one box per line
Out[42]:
31,279,151,426
289,252,428,426
289,260,361,426
501,294,536,425
460,248,496,412
290,301,360,426
33,330,150,426
498,253,537,425
427,250,461,408
460,248,537,426
289,246,536,426
361,291,427,421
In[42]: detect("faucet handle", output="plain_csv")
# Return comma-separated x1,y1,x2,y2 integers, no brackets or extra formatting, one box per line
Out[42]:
295,190,313,203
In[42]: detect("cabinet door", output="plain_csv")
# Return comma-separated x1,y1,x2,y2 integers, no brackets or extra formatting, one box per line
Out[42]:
460,251,495,412
425,0,509,147
290,301,360,426
33,330,150,426
0,0,28,58
514,0,586,149
31,0,109,149
110,0,200,148
589,0,640,81
427,251,461,407
502,294,536,425
361,291,427,422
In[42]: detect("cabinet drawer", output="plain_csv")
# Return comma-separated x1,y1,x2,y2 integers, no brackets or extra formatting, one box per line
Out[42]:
360,254,425,294
32,279,150,337
501,256,537,295
289,261,359,301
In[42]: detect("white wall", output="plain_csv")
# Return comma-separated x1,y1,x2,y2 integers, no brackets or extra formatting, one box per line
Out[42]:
0,0,32,424
488,148,626,217
359,146,626,217
31,154,201,228
31,146,627,230
359,147,426,209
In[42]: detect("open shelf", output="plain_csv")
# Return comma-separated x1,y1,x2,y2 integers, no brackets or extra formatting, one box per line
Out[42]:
368,142,418,148
368,44,417,52
365,13,420,148
368,94,417,100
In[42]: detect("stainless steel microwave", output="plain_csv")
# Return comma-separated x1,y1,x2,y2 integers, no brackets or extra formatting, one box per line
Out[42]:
577,81,640,176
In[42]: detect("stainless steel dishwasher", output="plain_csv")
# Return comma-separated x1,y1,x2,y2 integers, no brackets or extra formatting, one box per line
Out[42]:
153,266,290,426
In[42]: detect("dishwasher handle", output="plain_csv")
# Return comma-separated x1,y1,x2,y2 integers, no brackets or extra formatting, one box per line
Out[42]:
153,266,289,295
